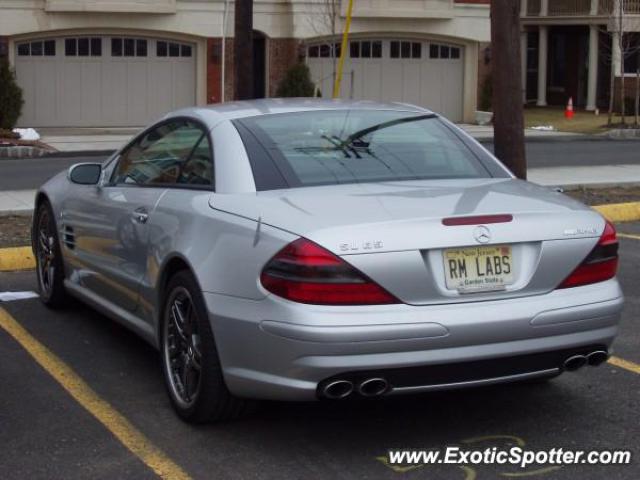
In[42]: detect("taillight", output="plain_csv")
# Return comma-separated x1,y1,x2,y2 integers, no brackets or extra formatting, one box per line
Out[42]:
558,220,619,289
260,238,400,305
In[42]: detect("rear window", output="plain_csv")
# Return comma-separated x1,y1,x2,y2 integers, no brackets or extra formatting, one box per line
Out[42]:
236,110,492,190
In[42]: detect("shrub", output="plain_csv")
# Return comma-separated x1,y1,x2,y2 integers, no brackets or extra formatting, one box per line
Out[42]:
276,63,317,98
0,128,20,139
0,57,24,130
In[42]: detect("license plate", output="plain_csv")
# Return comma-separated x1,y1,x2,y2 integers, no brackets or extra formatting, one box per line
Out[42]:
443,245,514,293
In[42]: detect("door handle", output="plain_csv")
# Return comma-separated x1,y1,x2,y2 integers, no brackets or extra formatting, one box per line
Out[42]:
132,207,149,224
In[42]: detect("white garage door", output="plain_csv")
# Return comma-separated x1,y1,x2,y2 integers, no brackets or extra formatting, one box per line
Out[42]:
15,36,196,127
307,39,464,122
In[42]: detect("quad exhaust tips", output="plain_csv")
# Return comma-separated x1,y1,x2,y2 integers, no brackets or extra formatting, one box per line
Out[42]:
564,350,609,371
320,377,389,399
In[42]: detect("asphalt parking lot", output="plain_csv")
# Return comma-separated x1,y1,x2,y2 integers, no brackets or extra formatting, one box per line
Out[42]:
1,226,639,480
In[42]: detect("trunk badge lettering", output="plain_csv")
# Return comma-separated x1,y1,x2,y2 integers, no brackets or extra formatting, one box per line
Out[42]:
564,227,598,236
339,240,384,252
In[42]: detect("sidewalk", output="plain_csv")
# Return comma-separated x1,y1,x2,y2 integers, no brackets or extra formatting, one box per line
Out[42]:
38,127,140,153
461,124,584,142
3,165,640,216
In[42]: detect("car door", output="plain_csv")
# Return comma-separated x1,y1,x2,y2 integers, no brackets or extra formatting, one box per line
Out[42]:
62,119,209,312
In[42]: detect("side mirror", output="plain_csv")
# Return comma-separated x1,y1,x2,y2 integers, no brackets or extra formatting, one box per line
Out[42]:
68,163,102,185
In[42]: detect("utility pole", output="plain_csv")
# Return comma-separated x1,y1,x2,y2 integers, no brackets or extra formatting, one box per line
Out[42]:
490,0,527,180
234,0,254,100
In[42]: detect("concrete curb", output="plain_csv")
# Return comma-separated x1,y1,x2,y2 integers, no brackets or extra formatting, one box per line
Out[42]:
0,247,35,271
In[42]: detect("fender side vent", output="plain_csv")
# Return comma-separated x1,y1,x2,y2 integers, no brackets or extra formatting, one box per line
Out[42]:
63,225,76,250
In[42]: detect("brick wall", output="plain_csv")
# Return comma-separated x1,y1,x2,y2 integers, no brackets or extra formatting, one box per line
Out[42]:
206,37,234,104
208,37,300,102
268,38,301,97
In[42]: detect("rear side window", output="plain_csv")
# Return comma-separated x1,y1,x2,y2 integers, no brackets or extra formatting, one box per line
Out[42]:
236,110,492,190
112,120,214,188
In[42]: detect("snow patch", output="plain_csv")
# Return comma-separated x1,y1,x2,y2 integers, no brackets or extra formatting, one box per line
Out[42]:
12,128,40,141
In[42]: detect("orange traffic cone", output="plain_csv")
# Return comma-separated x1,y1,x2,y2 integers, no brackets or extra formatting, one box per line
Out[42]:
564,97,574,119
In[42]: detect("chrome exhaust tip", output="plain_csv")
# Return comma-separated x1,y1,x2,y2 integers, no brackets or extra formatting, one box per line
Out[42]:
322,380,354,400
357,378,389,397
564,355,587,371
586,350,609,367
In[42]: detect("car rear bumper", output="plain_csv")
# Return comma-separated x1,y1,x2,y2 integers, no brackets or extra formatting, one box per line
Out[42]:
204,279,623,401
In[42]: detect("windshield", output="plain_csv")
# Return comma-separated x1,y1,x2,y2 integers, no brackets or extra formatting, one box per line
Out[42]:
237,110,494,190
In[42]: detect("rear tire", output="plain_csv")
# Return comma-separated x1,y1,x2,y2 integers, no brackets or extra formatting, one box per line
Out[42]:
160,270,253,423
34,201,68,308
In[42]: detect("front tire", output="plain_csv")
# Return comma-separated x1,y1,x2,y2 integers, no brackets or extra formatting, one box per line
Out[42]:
160,270,252,423
34,201,68,308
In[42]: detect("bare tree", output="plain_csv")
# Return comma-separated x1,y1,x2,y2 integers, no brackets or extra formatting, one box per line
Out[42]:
305,0,340,87
234,0,254,100
490,0,527,179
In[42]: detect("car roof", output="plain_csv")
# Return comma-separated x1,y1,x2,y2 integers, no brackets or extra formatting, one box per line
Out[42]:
166,98,435,127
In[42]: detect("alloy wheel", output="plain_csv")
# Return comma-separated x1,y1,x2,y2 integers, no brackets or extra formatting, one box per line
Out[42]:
163,287,203,408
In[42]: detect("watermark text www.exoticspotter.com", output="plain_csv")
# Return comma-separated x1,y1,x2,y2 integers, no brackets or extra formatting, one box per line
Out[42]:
388,447,632,469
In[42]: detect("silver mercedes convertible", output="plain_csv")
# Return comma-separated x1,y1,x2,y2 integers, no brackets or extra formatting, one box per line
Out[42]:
32,99,623,423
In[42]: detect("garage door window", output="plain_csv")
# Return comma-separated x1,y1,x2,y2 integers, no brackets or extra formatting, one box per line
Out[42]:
65,38,101,57
17,40,56,57
156,41,192,58
429,43,461,60
111,38,147,57
350,41,382,59
390,41,421,59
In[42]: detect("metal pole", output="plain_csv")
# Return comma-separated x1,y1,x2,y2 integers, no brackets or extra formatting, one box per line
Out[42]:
332,0,354,99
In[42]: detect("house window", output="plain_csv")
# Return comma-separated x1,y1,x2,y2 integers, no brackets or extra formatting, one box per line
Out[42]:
30,41,43,56
44,40,56,56
450,47,460,59
430,44,439,59
181,44,192,57
623,33,640,74
308,45,319,58
169,42,180,57
440,45,450,59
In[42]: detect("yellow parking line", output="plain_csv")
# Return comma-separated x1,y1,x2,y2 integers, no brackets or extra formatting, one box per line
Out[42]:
0,246,35,271
618,233,640,241
609,356,640,375
0,307,191,480
594,202,640,223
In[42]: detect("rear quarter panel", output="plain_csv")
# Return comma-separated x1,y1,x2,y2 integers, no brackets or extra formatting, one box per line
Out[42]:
140,189,297,330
